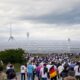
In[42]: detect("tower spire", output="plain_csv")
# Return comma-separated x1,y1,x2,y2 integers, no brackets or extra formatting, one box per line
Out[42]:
67,38,71,53
27,32,29,39
8,24,15,41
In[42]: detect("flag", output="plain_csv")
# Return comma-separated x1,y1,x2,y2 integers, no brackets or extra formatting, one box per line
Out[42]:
49,66,57,78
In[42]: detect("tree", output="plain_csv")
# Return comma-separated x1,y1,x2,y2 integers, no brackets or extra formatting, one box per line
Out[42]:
0,48,26,64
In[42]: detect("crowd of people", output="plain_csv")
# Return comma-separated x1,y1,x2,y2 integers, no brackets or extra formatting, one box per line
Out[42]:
20,53,80,80
0,53,80,80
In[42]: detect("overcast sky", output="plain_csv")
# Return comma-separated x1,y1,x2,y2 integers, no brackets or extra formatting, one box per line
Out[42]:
0,0,80,41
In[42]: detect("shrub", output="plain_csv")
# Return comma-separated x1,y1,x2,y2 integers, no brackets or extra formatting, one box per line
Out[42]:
0,48,26,64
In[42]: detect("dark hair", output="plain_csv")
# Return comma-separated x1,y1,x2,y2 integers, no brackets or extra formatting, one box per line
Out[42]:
64,76,76,80
78,64,80,72
70,67,74,71
10,64,13,68
44,66,48,74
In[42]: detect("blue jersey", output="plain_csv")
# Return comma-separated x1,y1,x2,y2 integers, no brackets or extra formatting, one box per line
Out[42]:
27,64,34,73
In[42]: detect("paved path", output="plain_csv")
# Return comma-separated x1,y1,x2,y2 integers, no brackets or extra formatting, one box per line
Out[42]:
16,73,62,80
16,73,21,80
16,74,38,80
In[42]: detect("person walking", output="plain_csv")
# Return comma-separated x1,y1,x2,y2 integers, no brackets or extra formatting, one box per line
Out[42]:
40,63,48,80
27,62,34,80
32,62,36,80
6,64,17,80
49,62,57,80
74,62,80,80
20,64,26,80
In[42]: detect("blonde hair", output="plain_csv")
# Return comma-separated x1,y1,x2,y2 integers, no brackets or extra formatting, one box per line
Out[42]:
64,76,76,80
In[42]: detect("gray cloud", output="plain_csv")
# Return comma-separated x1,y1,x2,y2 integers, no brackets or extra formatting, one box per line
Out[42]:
18,6,80,24
0,0,80,25
0,0,80,40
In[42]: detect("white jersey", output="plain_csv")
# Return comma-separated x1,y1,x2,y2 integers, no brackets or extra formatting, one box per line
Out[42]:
20,65,26,73
74,65,80,76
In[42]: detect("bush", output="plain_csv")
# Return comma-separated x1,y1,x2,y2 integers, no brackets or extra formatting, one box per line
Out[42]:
0,48,26,64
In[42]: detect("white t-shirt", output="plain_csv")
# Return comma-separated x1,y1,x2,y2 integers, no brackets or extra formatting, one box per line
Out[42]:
46,64,51,72
40,67,48,78
20,65,26,73
58,65,64,74
32,64,36,69
6,66,10,70
74,65,80,76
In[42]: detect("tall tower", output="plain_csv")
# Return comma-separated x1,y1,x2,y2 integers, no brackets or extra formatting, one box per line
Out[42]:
67,38,71,53
26,32,29,39
8,24,15,41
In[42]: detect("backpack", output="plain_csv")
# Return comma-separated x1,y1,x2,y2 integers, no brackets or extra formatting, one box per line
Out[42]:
49,66,57,78
8,69,16,79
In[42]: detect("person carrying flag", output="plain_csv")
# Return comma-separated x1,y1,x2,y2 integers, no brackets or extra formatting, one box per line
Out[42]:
49,62,58,80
